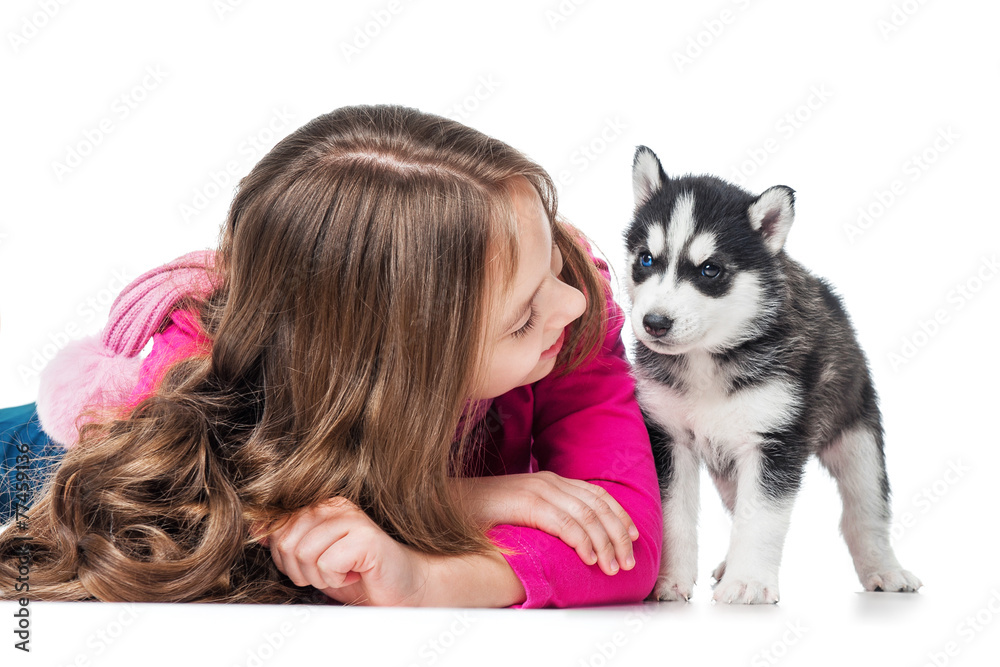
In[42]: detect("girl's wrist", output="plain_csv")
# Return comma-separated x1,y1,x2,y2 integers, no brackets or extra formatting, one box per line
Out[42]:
419,549,526,607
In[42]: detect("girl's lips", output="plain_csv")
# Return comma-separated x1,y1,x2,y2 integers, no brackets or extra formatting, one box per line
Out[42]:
540,329,566,360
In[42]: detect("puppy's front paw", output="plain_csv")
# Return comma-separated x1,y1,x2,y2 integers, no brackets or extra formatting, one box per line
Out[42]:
652,576,694,602
712,575,779,604
862,568,922,593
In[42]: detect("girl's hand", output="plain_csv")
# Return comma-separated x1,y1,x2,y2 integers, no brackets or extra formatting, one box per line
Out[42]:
451,471,639,576
259,496,431,606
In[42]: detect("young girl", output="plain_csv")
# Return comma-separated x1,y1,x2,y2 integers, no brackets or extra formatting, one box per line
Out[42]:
0,105,662,607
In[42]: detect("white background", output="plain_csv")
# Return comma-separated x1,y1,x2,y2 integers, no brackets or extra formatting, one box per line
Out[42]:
1,0,998,665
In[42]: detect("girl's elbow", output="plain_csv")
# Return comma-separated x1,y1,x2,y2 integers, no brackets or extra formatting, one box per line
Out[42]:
631,530,661,601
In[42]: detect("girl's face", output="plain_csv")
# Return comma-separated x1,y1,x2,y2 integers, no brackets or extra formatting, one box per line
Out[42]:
470,183,587,400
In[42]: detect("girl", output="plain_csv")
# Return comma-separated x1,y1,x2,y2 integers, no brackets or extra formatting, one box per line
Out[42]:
0,105,662,607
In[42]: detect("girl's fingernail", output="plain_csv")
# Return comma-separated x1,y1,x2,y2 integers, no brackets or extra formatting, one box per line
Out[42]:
610,559,619,573
625,555,635,569
589,550,598,564
629,526,639,540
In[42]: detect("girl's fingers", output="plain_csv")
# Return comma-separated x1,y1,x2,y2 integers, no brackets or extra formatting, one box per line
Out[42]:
565,478,639,541
528,498,597,567
562,494,619,575
269,518,317,587
538,482,636,575
290,520,355,589
530,490,621,576
315,531,376,590
563,482,638,572
575,492,632,574
268,497,365,588
269,508,341,586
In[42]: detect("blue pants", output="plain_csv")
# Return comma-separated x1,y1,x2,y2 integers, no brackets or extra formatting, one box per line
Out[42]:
0,403,64,525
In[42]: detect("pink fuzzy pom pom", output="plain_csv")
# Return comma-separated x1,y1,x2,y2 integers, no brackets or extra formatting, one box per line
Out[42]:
35,334,144,448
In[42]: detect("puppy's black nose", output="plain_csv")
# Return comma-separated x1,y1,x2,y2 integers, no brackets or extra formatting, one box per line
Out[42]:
642,313,673,338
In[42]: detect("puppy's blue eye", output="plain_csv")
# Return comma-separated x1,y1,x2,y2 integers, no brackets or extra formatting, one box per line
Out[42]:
701,263,721,278
640,253,653,267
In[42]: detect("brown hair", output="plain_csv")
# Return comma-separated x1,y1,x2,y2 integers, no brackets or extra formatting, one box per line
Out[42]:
0,104,609,602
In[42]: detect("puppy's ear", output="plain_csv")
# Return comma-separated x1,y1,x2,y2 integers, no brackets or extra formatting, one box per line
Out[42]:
632,146,667,208
748,185,795,254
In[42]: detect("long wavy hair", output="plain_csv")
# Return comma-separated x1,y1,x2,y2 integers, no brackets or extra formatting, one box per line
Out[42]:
0,104,609,602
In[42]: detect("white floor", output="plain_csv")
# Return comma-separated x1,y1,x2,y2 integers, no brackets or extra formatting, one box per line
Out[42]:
3,457,996,667
0,582,990,667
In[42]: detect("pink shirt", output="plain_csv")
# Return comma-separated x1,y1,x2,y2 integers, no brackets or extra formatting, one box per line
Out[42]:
125,308,211,409
126,248,663,608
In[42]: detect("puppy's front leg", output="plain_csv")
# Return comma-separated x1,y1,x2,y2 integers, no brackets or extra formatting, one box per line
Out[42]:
652,427,701,602
714,441,803,604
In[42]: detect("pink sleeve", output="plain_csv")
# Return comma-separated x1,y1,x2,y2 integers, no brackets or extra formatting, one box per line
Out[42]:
486,240,663,608
125,307,211,408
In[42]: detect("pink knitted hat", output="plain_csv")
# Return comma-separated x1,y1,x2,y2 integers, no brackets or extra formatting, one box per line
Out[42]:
35,250,219,448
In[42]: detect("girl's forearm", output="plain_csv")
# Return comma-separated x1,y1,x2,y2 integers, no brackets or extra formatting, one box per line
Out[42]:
419,549,526,607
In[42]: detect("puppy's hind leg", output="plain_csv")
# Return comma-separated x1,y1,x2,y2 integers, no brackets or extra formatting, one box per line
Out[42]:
648,418,700,602
819,425,922,592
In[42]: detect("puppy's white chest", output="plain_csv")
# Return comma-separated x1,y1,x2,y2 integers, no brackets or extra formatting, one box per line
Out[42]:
636,354,800,455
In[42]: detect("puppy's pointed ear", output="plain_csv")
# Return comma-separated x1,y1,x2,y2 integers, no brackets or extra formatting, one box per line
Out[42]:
632,146,667,208
748,185,795,254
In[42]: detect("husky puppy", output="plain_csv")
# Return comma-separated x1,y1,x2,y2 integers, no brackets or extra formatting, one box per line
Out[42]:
625,146,921,604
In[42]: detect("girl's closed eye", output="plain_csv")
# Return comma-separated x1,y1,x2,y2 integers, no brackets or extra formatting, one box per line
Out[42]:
512,304,538,339
510,242,562,341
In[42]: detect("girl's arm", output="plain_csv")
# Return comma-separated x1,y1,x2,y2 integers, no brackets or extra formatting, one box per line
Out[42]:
262,496,527,607
417,549,528,607
450,471,640,576
483,245,664,608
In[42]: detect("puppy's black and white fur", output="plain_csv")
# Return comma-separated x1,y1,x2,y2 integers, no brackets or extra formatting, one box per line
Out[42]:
625,146,921,604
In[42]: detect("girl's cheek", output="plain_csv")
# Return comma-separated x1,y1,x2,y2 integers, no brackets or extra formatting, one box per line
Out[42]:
507,343,539,372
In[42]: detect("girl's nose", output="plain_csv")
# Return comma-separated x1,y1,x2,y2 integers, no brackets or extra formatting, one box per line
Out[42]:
548,280,586,331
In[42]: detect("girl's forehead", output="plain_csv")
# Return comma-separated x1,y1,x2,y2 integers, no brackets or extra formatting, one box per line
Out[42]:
485,176,556,297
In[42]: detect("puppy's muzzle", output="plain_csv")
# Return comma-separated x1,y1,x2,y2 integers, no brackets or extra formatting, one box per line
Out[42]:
642,313,673,339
